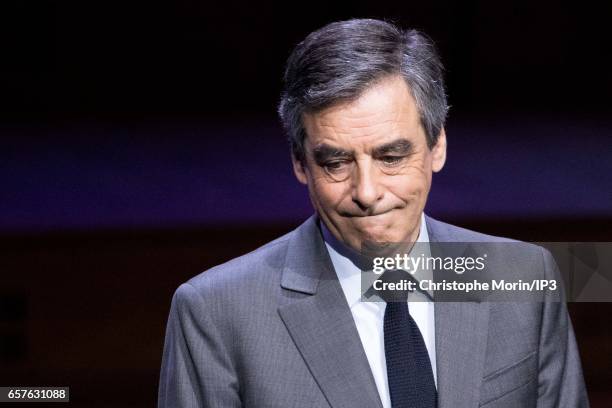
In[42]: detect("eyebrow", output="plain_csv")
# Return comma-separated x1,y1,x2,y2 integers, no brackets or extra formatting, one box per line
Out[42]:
312,144,353,163
372,139,414,156
311,138,414,163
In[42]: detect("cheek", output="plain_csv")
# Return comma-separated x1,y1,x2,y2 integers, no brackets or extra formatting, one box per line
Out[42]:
309,177,348,208
391,164,432,201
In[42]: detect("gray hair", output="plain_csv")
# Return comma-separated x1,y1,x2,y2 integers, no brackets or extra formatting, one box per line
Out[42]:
278,19,449,162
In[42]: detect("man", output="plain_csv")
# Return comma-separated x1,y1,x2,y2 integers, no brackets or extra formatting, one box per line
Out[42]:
158,19,589,407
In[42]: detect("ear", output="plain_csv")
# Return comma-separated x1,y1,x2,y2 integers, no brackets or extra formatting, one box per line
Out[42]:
431,128,447,173
292,154,308,185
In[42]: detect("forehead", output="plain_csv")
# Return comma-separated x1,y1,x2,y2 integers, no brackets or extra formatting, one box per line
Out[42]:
302,75,424,151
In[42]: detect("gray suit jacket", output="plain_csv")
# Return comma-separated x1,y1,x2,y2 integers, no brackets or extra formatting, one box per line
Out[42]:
158,215,589,407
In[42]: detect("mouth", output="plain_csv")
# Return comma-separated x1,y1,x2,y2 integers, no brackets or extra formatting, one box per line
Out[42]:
344,208,395,218
350,211,397,227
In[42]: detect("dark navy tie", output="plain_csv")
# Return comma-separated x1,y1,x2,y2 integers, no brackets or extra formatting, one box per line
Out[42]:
380,270,437,408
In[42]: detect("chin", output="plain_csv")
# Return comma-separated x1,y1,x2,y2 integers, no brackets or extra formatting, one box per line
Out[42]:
356,226,396,245
364,223,414,243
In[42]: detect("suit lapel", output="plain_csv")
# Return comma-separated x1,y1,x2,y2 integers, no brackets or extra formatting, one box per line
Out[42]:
427,216,490,408
278,216,383,408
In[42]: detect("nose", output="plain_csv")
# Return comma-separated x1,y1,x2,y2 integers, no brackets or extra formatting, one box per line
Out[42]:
351,160,383,211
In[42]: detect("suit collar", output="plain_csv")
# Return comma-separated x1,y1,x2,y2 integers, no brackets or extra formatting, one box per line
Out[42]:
281,213,472,293
279,214,328,295
425,214,458,243
279,213,490,408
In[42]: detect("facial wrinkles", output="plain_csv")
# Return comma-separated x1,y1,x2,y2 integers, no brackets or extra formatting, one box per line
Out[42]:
298,75,437,250
315,110,410,147
304,132,431,216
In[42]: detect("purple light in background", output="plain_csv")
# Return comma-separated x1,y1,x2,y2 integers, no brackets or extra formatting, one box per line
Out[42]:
1,117,611,233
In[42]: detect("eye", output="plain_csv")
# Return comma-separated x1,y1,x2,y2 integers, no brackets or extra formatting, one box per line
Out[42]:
380,155,405,166
324,160,350,173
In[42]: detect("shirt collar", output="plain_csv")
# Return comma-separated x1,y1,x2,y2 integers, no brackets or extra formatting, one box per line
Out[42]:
323,213,430,309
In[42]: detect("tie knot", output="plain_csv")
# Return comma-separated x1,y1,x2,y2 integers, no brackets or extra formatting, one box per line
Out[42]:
370,269,416,303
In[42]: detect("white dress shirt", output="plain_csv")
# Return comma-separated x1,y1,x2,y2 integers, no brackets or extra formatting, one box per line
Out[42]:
322,213,436,408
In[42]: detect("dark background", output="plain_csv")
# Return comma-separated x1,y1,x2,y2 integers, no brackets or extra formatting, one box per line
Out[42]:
1,0,611,406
